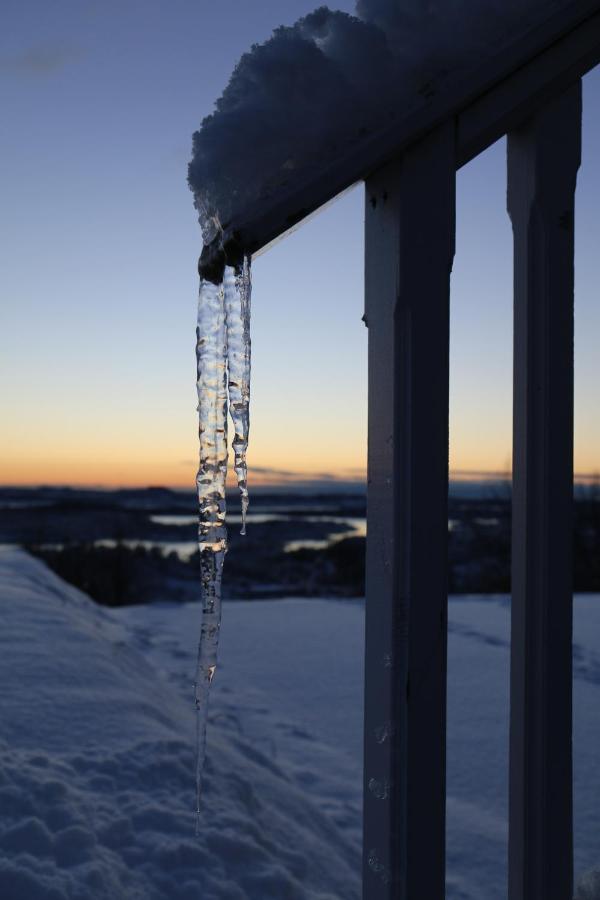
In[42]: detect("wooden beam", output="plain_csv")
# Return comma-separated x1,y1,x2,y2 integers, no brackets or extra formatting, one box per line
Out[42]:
363,122,455,899
238,3,600,257
507,81,581,900
457,9,600,164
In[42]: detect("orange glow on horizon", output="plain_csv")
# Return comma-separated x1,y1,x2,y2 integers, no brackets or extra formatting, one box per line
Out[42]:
2,454,598,490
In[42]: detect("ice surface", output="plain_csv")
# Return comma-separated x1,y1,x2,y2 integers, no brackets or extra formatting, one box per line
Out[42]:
194,275,228,822
188,0,575,236
194,253,252,818
223,260,251,534
195,277,228,563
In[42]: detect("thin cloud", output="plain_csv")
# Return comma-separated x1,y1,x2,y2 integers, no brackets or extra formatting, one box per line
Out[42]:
0,42,82,75
179,460,366,484
251,465,298,478
251,466,366,484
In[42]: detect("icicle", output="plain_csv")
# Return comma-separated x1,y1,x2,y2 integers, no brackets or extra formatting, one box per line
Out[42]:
223,258,252,534
193,237,252,829
194,274,228,832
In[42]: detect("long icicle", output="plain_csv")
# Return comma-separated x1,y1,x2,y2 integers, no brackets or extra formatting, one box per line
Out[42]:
223,258,252,533
194,274,228,832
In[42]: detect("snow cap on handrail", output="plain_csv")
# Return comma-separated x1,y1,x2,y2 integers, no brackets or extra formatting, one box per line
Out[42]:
189,0,566,249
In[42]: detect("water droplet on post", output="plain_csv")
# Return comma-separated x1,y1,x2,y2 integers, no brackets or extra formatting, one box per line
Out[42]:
368,777,390,800
368,850,392,885
374,721,395,744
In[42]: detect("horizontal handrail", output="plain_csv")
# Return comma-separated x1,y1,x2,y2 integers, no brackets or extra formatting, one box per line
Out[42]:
233,2,600,259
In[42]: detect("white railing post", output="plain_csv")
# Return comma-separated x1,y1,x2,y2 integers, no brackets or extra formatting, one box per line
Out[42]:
507,81,582,900
363,122,456,899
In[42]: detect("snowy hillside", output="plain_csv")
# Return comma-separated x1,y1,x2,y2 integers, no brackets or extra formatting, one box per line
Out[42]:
1,546,599,898
0,548,360,900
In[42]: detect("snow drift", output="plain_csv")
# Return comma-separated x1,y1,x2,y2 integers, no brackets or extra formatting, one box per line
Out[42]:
576,871,600,900
0,548,359,900
188,0,574,240
3,547,600,897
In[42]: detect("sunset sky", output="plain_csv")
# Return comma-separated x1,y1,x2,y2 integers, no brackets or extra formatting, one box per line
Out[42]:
2,1,599,489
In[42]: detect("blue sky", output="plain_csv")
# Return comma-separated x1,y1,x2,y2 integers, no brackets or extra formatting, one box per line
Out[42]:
1,0,599,486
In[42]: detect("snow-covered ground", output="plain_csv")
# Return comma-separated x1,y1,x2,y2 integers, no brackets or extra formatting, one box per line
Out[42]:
1,546,599,898
0,548,359,900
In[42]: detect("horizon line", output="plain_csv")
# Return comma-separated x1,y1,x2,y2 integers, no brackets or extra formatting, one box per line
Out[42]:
1,468,599,492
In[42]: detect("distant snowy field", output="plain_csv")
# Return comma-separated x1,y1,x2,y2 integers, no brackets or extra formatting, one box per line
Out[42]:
1,547,599,899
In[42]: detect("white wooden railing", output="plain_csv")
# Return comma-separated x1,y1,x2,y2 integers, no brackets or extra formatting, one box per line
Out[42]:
222,7,600,897
363,83,580,900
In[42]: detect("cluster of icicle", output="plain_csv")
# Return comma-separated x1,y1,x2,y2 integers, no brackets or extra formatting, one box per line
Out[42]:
194,230,251,831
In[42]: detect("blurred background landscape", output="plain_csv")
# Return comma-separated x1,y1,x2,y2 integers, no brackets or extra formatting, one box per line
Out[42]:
2,2,600,897
1,477,599,608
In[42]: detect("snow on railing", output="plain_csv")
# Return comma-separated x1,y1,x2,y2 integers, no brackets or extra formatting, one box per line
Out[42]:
188,0,589,249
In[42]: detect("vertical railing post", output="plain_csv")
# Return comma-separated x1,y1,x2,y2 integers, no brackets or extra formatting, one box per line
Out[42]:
363,122,456,900
507,82,581,900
